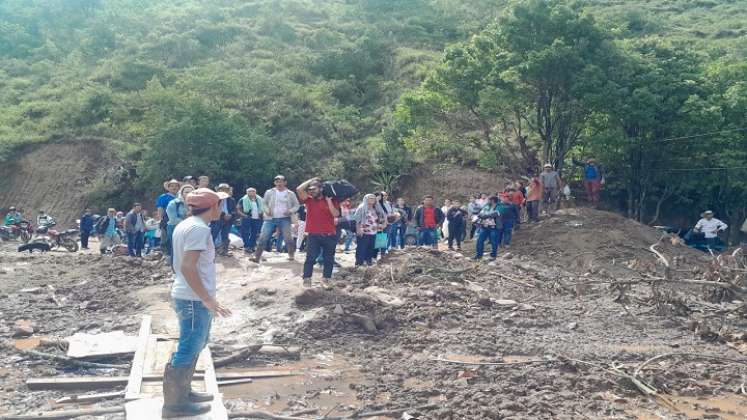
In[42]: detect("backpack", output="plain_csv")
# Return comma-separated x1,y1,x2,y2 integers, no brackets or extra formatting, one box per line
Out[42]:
322,180,359,200
95,217,110,235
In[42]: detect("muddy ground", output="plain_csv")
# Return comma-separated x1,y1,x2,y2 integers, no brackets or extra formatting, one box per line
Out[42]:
2,208,747,419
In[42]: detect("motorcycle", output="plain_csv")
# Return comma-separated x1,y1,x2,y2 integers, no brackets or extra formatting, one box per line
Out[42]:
32,222,79,252
0,220,33,243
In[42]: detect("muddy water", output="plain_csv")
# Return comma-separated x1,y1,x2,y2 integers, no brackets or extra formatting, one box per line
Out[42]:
220,352,368,415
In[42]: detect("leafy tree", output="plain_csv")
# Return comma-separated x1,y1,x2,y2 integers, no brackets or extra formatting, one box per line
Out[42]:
139,100,277,194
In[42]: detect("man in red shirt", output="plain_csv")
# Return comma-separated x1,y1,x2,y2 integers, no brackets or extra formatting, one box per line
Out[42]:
297,177,340,287
414,195,445,249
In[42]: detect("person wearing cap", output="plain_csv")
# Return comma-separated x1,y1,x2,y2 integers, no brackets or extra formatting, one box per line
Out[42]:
237,187,265,253
211,183,237,256
158,179,181,256
573,157,604,206
539,164,563,215
4,206,22,226
694,211,728,250
297,177,340,287
252,175,300,263
164,188,232,418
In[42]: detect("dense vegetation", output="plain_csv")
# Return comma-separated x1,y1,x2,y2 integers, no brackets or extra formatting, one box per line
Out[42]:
1,0,746,233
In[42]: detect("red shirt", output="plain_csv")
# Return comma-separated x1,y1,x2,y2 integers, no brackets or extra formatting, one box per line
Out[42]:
304,197,339,235
423,207,437,228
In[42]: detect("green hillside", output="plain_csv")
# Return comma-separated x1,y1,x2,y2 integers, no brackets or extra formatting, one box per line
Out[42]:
0,0,745,211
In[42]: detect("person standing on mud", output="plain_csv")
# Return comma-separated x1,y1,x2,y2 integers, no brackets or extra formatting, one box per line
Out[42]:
96,208,119,255
197,176,210,189
212,183,237,256
163,188,232,418
237,187,264,254
252,175,300,263
539,164,563,215
125,203,146,257
392,197,412,249
446,200,467,251
475,196,501,260
414,195,444,249
526,175,542,222
353,194,385,266
79,208,94,250
497,195,518,248
573,157,604,206
158,179,180,256
4,206,22,226
297,177,340,287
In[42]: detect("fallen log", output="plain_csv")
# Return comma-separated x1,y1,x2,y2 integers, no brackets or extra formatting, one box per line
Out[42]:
0,405,124,420
213,344,263,368
431,357,550,367
55,391,124,404
0,340,128,370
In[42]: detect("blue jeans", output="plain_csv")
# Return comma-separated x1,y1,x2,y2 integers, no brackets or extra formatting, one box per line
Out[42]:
343,229,355,251
127,231,144,257
256,217,294,257
171,299,213,368
501,221,514,246
240,218,263,251
166,224,176,255
476,227,500,258
417,228,438,247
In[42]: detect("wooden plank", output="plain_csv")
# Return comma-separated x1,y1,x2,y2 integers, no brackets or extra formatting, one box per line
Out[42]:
124,315,152,401
27,370,299,391
140,334,163,396
55,391,125,404
217,378,253,386
124,346,227,420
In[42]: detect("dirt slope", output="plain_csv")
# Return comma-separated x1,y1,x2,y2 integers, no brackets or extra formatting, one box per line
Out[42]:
0,139,124,226
397,164,512,203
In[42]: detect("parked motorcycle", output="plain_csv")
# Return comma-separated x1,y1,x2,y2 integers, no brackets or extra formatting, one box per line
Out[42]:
32,222,79,252
0,220,33,243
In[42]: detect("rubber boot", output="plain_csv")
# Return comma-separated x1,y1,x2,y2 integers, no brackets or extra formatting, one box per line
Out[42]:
188,356,213,403
162,357,211,418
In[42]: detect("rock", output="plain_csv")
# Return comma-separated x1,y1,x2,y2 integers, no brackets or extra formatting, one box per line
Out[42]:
566,322,578,330
350,313,377,333
333,304,344,315
495,299,518,306
12,320,34,338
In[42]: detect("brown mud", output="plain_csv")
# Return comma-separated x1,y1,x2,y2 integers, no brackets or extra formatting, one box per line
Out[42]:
1,208,747,419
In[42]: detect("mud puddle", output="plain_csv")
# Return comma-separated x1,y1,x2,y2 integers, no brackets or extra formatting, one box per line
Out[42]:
219,352,367,416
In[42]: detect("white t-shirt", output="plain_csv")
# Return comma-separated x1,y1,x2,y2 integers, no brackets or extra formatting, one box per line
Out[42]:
171,216,216,301
695,218,728,238
273,189,292,219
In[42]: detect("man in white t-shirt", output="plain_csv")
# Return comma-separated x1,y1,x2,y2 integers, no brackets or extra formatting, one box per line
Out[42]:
694,210,728,250
163,188,232,418
251,175,300,263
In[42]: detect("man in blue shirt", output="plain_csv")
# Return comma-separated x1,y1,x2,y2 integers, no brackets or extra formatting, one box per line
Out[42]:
158,179,181,256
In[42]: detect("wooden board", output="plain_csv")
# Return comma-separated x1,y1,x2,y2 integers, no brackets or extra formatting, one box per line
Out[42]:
124,346,227,420
65,331,138,359
124,315,152,401
27,370,298,391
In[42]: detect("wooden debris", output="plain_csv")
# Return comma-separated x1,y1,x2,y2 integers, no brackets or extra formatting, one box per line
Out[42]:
66,331,138,359
0,406,124,420
55,391,125,404
213,344,263,368
124,315,151,400
0,340,128,370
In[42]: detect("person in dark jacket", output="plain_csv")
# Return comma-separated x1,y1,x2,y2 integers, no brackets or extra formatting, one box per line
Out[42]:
497,196,519,248
392,197,412,249
446,200,467,251
413,196,445,249
213,184,237,256
79,208,94,250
